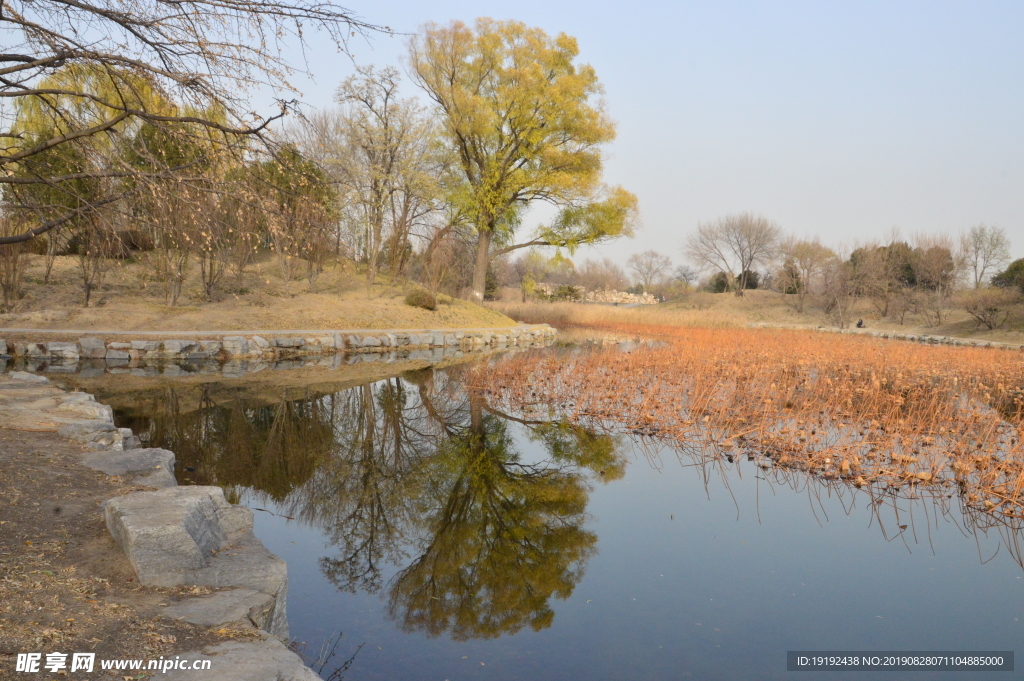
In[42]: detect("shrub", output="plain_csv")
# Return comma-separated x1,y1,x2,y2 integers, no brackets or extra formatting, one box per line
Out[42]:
960,288,1021,329
405,289,437,311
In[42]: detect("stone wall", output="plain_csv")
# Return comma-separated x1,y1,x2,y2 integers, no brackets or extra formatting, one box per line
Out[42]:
0,325,557,378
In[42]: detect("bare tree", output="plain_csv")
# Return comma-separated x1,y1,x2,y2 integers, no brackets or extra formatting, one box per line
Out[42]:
671,265,698,287
777,237,835,313
296,67,442,289
960,224,1011,289
0,0,387,247
627,250,672,289
684,213,781,295
577,258,628,292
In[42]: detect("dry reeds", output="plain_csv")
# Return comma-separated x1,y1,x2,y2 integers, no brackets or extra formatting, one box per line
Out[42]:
469,328,1024,521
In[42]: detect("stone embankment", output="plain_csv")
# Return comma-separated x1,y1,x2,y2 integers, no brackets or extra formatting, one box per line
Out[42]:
0,325,557,378
751,323,1024,351
0,371,323,679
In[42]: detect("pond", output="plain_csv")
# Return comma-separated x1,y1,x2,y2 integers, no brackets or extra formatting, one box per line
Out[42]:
78,345,1022,680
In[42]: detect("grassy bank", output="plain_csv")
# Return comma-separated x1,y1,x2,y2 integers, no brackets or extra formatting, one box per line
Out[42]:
1,252,515,331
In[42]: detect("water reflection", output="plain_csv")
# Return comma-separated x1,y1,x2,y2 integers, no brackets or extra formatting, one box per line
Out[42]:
115,367,626,640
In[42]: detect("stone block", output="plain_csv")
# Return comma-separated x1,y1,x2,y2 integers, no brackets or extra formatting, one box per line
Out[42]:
222,336,249,356
431,333,445,347
78,337,106,359
163,340,198,356
161,588,275,630
272,337,302,348
131,340,161,353
106,349,130,360
346,335,362,348
250,335,270,349
316,335,334,349
0,339,7,356
199,341,222,354
83,447,175,488
385,333,397,347
7,370,48,384
331,333,345,350
361,335,382,347
55,392,114,421
27,342,49,358
161,639,318,681
104,486,254,588
444,334,458,346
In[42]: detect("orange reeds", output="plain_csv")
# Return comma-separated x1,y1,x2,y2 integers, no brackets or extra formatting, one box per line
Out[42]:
469,328,1024,520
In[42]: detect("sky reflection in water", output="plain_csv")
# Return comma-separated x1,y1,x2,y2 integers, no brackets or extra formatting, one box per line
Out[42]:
114,364,1024,681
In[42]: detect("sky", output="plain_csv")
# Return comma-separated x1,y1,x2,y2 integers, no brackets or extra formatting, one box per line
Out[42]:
259,0,1024,269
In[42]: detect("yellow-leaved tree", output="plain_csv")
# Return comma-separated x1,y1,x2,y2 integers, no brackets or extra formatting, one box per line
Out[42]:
408,18,638,302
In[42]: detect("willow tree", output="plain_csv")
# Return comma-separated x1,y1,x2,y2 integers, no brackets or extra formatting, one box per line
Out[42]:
408,18,637,302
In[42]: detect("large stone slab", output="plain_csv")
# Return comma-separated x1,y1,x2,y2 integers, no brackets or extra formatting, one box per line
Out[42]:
161,639,320,681
82,447,175,488
104,486,253,587
162,588,274,630
104,486,289,638
78,337,106,359
222,336,249,356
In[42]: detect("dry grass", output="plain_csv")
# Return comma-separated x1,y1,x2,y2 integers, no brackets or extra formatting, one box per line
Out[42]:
470,328,1024,525
489,289,1024,344
0,252,515,331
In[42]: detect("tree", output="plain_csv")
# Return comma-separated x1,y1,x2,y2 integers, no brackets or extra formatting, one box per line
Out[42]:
671,265,698,287
993,259,1024,294
408,18,637,303
627,250,672,289
959,288,1021,330
960,224,1011,289
683,213,781,296
303,66,441,288
576,258,628,292
777,237,835,312
0,0,387,247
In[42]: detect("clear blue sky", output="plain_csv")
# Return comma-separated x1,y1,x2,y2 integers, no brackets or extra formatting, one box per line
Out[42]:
264,0,1024,267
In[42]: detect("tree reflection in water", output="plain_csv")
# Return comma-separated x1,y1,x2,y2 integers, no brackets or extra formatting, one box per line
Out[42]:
264,367,626,640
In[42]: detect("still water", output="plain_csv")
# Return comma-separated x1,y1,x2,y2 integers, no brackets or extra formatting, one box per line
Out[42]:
103,353,1023,680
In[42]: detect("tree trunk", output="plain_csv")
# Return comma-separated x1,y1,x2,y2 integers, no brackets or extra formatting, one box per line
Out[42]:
469,228,492,304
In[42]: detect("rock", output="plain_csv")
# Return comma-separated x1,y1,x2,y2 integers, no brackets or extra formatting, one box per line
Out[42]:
431,332,445,347
104,486,254,586
161,639,319,681
250,336,270,349
78,337,106,359
346,335,362,348
161,588,275,631
82,447,175,488
6,371,48,384
315,335,334,349
222,336,249,356
54,392,113,421
272,337,302,348
199,341,222,354
131,340,161,353
361,335,382,347
27,342,49,358
163,340,198,356
0,339,6,356
106,348,130,360
331,333,345,350
58,420,118,446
